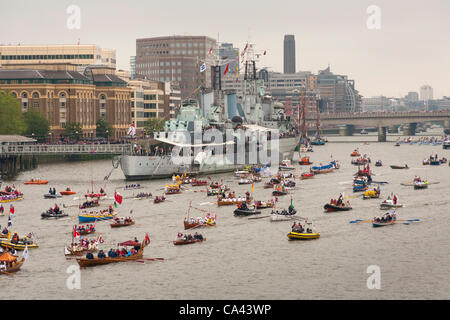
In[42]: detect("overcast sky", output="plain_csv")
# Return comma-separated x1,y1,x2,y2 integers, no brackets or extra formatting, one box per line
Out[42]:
1,0,449,98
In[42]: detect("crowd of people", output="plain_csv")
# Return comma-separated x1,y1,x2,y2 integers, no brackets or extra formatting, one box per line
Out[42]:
136,192,152,198
124,184,141,189
79,199,99,209
113,217,134,224
177,232,204,242
76,224,95,234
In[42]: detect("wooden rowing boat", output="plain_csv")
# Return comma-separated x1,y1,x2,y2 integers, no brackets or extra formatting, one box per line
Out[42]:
173,238,206,246
110,221,135,228
217,197,252,207
76,237,149,268
0,255,25,275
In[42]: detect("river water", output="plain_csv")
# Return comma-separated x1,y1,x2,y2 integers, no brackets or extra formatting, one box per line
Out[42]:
1,131,449,300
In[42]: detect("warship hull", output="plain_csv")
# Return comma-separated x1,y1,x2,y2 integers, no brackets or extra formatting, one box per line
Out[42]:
120,136,298,180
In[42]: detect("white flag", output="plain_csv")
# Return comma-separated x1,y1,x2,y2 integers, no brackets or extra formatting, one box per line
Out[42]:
200,63,206,73
22,245,29,260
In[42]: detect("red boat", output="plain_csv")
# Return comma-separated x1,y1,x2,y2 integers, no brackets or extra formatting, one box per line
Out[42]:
300,173,315,180
191,179,208,186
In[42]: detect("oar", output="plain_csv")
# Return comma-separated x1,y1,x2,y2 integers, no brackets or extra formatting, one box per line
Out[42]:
248,216,271,220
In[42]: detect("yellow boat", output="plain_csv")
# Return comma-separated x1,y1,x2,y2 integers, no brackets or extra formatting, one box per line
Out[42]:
287,232,320,240
363,190,380,199
0,197,23,203
0,241,39,250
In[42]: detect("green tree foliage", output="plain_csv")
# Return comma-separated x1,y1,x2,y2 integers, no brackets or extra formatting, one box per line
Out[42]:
0,90,26,134
23,110,50,142
63,122,83,141
144,118,166,137
96,118,113,138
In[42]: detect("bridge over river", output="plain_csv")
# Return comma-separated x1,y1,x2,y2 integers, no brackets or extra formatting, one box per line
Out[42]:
305,111,450,141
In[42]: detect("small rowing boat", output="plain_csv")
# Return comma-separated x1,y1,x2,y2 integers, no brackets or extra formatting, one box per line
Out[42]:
43,193,61,199
390,165,409,169
300,172,314,180
298,157,313,165
173,237,206,246
76,236,149,268
324,204,352,212
287,232,320,240
110,220,135,228
0,241,39,251
0,252,25,275
24,179,48,185
41,211,68,219
78,210,117,223
60,189,76,196
380,199,403,210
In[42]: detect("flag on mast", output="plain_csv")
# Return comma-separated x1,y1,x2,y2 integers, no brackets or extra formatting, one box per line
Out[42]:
114,191,123,205
22,245,29,260
200,62,206,73
9,205,14,215
127,122,136,137
223,63,230,76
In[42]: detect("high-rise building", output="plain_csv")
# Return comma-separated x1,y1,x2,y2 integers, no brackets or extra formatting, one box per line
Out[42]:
0,44,116,69
135,35,216,100
420,85,433,101
316,66,361,113
130,56,136,79
405,91,419,102
283,35,296,74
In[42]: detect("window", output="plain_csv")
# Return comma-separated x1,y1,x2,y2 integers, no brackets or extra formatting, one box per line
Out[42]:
33,102,39,108
32,92,39,99
22,92,28,98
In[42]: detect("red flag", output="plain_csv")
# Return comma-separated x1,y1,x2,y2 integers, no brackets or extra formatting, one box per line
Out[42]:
10,205,14,215
263,50,267,55
73,226,80,238
208,47,213,55
145,233,151,245
114,191,123,205
223,64,229,76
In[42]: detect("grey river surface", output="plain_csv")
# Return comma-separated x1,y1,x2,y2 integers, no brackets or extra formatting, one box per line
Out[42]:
1,132,450,299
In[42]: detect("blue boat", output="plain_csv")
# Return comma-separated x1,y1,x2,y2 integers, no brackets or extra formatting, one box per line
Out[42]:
353,185,367,192
311,140,325,146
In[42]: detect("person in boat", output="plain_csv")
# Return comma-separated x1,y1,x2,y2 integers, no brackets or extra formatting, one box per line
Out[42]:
97,250,106,258
108,249,116,258
109,205,113,214
393,195,398,204
86,252,94,259
121,248,128,256
100,187,105,194
0,205,4,214
11,232,19,244
54,204,60,214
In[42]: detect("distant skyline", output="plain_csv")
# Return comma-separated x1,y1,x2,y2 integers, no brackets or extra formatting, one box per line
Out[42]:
1,0,449,98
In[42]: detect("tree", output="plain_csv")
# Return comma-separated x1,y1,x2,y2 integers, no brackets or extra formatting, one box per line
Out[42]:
144,118,166,137
96,118,112,139
23,110,50,142
63,122,83,142
0,90,26,135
